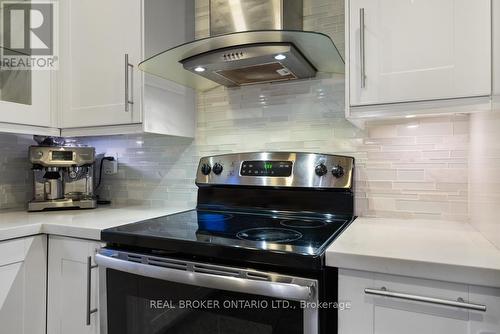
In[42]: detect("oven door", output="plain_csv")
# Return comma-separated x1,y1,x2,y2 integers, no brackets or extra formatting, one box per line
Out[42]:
96,249,319,334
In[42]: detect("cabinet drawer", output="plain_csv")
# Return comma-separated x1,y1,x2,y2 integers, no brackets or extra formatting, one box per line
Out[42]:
338,269,499,334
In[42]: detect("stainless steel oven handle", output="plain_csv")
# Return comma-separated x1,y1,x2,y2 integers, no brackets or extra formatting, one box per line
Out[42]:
95,253,314,302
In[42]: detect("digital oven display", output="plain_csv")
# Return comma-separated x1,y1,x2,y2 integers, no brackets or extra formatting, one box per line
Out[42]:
240,161,293,177
51,151,73,161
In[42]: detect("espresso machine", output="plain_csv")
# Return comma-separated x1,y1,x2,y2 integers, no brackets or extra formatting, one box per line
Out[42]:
28,144,98,211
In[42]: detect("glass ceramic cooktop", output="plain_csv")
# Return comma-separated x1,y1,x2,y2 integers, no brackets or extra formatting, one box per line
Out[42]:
102,209,352,256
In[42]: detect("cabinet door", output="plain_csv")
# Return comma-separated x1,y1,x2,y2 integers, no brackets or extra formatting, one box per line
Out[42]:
493,0,500,111
142,0,196,137
60,0,142,128
47,236,103,334
0,55,51,127
339,270,473,334
349,0,491,106
0,236,47,334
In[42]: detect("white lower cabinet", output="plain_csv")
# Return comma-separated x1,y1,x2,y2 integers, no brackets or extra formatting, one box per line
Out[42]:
339,269,500,334
470,286,500,333
47,236,103,334
0,235,47,334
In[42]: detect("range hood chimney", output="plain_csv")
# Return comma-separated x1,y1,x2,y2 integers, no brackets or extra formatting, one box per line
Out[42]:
138,0,344,91
209,0,304,35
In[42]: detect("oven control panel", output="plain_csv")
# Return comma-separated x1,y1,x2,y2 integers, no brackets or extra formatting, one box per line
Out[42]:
240,160,293,177
196,152,354,189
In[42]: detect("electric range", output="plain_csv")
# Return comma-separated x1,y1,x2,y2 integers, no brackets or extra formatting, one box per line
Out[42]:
97,152,356,334
101,208,353,271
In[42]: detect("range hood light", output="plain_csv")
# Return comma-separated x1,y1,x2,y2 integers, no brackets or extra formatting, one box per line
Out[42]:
274,54,287,60
194,66,206,72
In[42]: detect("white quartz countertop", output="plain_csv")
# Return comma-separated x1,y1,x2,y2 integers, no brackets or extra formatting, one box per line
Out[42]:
326,217,500,288
0,206,192,241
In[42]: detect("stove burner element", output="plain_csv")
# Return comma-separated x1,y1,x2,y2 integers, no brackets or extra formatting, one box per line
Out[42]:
236,228,303,243
197,212,233,223
280,219,328,229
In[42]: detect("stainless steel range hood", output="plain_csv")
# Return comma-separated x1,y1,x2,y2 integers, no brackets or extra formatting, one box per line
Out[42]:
139,0,344,91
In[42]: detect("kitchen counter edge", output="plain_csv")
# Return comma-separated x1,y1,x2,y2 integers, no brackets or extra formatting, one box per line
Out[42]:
0,206,193,242
326,217,500,289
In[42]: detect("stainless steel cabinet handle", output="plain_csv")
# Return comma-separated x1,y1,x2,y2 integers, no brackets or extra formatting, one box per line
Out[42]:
86,256,98,326
124,54,134,112
359,8,366,88
95,253,315,302
365,287,487,312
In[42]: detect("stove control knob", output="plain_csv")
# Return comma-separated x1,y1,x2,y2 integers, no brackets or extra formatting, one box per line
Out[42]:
212,163,223,175
331,165,345,178
315,163,328,176
200,163,211,175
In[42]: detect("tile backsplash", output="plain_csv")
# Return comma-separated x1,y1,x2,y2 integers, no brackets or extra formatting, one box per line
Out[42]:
83,74,469,221
0,134,33,210
469,112,500,248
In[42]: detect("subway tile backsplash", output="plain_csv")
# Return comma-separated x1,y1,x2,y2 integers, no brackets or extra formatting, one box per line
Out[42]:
0,134,33,209
82,74,469,221
469,111,500,248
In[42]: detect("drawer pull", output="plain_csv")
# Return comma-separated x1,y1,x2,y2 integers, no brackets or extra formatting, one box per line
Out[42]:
86,256,98,326
364,287,486,312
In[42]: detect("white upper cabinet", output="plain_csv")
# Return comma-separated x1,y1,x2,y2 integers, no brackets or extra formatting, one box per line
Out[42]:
0,0,54,133
59,0,195,137
493,0,500,110
60,0,142,128
0,68,52,128
348,0,491,107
